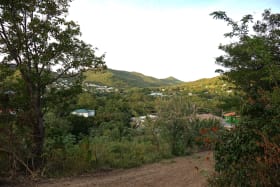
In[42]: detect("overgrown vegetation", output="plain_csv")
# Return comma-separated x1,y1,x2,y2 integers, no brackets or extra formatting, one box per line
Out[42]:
1,1,279,186
0,0,105,172
209,9,280,186
41,94,223,177
1,64,225,178
84,69,182,88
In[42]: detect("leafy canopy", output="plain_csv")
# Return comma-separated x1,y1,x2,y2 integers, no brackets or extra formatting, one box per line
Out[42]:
211,10,280,93
210,9,280,186
0,0,105,87
0,0,106,170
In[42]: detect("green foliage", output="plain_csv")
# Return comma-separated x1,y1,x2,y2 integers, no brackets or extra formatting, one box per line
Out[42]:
43,131,171,176
211,10,280,92
0,0,105,170
156,96,223,155
84,69,182,88
156,97,194,155
160,76,239,115
210,9,280,186
67,115,94,138
0,71,34,176
126,89,155,116
212,127,261,186
0,0,244,180
40,90,227,177
210,125,280,187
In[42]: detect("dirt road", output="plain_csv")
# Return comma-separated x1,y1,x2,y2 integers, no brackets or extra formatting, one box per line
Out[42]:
34,151,214,187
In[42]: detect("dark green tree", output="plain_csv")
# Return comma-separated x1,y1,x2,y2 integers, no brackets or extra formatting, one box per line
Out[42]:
211,10,280,93
157,96,195,155
210,10,280,186
0,0,105,169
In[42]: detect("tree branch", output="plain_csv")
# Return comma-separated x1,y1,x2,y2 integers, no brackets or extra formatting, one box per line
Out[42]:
0,148,35,177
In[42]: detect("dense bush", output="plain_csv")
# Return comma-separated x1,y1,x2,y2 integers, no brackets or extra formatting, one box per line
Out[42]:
209,126,280,187
209,10,280,186
156,96,223,156
41,95,224,176
1,72,227,178
43,135,171,176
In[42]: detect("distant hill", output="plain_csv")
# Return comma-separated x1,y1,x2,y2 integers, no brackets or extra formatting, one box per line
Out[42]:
84,69,183,88
182,77,222,88
174,76,235,94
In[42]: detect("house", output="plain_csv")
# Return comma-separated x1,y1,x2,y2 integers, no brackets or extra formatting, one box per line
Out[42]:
223,112,239,125
83,82,115,93
149,92,163,96
71,109,95,118
131,114,158,128
4,90,16,95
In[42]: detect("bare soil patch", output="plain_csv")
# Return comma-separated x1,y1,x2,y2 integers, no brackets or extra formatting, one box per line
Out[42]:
16,151,214,187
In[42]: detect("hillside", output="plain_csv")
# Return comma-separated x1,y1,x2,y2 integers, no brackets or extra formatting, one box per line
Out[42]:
83,69,232,93
84,69,183,88
168,76,234,94
181,77,225,91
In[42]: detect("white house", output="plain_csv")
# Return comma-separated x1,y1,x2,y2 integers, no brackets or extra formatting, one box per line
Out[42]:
71,109,95,118
131,114,158,128
149,92,163,96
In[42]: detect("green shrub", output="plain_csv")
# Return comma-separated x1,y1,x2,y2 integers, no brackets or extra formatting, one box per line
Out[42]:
43,130,172,176
210,124,280,187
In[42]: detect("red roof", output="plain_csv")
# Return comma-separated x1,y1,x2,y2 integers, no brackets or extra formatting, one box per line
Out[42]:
223,112,236,117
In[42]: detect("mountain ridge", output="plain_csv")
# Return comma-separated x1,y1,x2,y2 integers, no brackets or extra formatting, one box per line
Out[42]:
84,68,183,88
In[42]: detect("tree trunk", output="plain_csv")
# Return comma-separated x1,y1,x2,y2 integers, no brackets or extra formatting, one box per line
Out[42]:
32,114,44,169
20,70,45,170
31,92,44,170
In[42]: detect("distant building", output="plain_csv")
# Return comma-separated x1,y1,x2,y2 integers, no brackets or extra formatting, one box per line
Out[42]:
131,114,158,128
84,82,115,93
71,109,95,118
223,112,239,125
4,90,16,95
149,92,163,96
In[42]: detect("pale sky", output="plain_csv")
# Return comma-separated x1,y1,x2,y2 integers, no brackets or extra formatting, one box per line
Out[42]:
69,0,280,81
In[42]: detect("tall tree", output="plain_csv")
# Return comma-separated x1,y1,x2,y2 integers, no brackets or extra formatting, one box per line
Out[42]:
0,0,105,169
211,10,280,94
210,10,280,186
